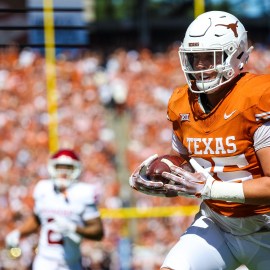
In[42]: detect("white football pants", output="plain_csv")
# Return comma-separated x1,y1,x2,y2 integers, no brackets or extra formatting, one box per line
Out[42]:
161,213,270,270
32,254,83,270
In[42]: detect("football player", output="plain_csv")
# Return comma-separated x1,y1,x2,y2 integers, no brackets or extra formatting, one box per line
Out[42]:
130,11,270,270
5,149,104,270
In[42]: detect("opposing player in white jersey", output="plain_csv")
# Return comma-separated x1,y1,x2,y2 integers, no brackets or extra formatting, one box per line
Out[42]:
5,149,104,270
130,11,270,270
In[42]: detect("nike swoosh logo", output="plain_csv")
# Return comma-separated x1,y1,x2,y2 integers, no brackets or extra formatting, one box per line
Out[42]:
224,110,237,120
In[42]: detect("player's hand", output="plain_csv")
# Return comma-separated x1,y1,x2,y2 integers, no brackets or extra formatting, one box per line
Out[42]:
52,216,77,235
162,167,207,197
129,154,161,189
51,216,82,243
5,230,20,248
129,154,178,197
162,158,215,198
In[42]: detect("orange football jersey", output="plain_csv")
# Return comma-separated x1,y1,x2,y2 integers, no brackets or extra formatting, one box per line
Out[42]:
167,72,270,217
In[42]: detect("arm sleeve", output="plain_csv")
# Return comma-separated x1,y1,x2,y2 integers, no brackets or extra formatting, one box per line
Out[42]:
81,186,101,221
172,132,189,155
253,121,270,152
82,203,100,221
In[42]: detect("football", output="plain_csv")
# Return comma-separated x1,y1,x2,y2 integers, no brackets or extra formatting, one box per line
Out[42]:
145,155,194,184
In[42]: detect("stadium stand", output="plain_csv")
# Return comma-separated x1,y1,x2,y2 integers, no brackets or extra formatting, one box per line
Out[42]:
0,44,269,269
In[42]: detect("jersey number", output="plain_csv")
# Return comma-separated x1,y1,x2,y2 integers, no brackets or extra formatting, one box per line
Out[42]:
47,218,63,245
194,154,252,182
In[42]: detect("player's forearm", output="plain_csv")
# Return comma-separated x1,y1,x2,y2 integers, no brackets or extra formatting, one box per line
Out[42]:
76,218,104,240
18,214,40,237
196,176,270,205
76,227,104,240
243,177,270,204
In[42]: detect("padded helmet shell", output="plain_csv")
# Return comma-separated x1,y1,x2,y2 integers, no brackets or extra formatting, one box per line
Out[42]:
179,11,253,94
48,149,82,189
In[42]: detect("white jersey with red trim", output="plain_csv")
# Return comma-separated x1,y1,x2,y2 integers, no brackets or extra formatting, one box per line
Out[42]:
33,179,100,264
167,72,270,217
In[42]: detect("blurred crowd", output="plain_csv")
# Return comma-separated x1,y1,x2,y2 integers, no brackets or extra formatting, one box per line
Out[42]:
0,42,269,269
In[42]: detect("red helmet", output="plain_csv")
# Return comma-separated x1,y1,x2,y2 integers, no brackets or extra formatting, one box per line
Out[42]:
48,149,82,189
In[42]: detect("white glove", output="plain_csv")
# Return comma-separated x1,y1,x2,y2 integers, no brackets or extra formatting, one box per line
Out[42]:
162,158,215,198
51,216,77,235
51,216,81,243
5,230,20,248
129,154,179,197
162,158,245,202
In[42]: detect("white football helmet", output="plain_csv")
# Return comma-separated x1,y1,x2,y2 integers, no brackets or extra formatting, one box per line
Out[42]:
48,149,82,189
179,11,253,94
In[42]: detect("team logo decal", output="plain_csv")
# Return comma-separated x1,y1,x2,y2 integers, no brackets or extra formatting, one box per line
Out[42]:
180,113,190,121
188,42,199,47
215,21,239,37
